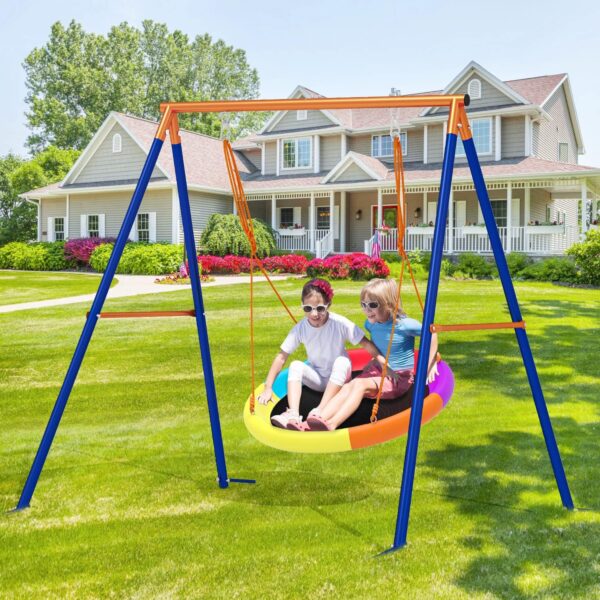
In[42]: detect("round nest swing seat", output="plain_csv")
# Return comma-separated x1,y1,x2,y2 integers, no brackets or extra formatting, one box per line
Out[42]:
244,348,454,453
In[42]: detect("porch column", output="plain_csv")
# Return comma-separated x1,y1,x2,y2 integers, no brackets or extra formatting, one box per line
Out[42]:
377,188,383,228
422,191,427,224
448,188,454,254
506,183,513,253
524,186,531,253
66,194,70,239
232,198,238,217
340,191,347,252
329,190,335,245
310,192,315,252
37,198,42,242
581,182,588,234
271,194,277,230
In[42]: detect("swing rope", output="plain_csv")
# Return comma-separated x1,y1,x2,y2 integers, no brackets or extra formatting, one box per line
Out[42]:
223,139,298,413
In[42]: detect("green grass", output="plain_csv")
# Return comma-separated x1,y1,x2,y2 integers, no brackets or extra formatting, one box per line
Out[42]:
1,278,599,598
0,271,117,306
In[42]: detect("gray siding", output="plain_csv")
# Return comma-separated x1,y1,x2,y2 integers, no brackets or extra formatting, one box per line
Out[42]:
536,85,578,163
69,189,172,241
427,125,444,163
182,191,232,245
40,197,67,241
501,117,526,159
347,191,375,251
530,189,552,223
270,109,334,133
264,142,277,175
348,135,371,155
242,148,262,170
321,135,341,171
75,123,164,184
405,129,423,163
337,163,374,183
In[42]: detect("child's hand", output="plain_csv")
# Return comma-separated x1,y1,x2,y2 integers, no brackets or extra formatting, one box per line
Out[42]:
426,363,439,384
257,388,273,405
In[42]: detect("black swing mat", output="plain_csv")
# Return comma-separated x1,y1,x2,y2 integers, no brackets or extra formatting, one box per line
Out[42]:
271,372,428,429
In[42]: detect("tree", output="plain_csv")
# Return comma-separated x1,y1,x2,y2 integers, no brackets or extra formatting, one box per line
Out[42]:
0,147,80,244
24,20,266,152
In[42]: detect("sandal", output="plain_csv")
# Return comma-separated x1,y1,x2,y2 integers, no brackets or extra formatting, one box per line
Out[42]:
306,414,333,431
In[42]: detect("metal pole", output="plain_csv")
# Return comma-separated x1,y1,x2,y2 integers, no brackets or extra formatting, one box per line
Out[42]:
16,138,165,510
462,135,574,510
170,138,230,489
389,130,458,550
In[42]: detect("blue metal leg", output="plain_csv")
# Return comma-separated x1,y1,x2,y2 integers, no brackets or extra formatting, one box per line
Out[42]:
16,138,165,510
171,142,230,489
390,133,459,550
462,136,574,510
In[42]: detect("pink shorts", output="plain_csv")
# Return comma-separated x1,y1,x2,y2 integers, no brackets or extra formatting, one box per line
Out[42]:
355,362,414,400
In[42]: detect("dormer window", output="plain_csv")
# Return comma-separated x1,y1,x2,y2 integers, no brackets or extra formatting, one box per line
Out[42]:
297,110,307,120
282,138,312,169
112,133,122,153
468,79,482,100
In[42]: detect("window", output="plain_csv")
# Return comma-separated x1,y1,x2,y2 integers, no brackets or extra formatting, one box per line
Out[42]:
490,200,507,227
88,214,100,237
54,217,65,242
372,132,407,157
112,133,122,153
558,142,568,162
467,79,482,100
282,138,312,169
456,118,492,156
297,110,307,120
137,213,150,242
279,207,294,228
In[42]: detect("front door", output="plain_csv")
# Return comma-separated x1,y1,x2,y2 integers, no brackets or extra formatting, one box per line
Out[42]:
372,205,398,233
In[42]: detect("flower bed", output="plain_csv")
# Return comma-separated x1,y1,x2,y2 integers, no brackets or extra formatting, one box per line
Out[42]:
306,253,389,280
196,254,308,275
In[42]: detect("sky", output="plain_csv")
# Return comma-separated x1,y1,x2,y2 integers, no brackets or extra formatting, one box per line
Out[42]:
1,0,599,165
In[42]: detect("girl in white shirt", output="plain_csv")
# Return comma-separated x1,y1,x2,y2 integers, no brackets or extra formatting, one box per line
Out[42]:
258,278,379,430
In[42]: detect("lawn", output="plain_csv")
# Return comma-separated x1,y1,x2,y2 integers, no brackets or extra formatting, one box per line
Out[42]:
0,271,114,306
0,277,598,598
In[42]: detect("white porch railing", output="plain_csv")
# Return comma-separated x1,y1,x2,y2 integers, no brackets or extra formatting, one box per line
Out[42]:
274,229,330,253
364,226,581,256
315,231,334,259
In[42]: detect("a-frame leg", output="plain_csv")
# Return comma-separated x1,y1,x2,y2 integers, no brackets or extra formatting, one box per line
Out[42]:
462,135,574,510
384,129,460,552
16,137,166,510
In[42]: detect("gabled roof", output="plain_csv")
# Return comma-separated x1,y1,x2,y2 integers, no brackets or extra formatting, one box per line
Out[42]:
323,152,388,183
55,112,254,193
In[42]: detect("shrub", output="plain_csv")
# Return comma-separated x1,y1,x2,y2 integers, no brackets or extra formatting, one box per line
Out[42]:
306,253,389,280
196,253,308,275
455,253,494,279
36,242,69,270
261,254,308,274
200,214,275,257
0,241,68,270
506,253,532,278
440,258,455,277
566,229,600,285
520,258,579,283
270,249,314,259
65,237,116,267
89,243,183,275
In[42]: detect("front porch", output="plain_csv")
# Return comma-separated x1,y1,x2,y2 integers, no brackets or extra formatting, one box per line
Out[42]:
245,178,599,258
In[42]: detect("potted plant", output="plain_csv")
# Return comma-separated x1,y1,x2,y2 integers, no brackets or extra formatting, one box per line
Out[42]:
407,221,435,235
524,220,565,235
460,223,488,237
278,223,306,236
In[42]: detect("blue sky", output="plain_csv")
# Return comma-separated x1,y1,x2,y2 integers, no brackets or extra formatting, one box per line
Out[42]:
1,0,599,165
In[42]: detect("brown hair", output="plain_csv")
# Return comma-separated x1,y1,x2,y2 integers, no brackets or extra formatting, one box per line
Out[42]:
360,278,406,320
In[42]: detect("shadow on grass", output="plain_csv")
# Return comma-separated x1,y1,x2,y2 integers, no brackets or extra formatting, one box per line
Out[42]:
423,421,600,599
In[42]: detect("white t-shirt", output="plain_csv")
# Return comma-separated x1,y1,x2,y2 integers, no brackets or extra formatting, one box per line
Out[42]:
280,312,366,378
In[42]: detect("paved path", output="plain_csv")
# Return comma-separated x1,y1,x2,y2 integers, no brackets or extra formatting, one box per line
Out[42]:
0,273,293,314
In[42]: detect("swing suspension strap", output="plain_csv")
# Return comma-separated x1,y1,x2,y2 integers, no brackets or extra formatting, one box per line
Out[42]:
371,135,429,423
223,139,298,413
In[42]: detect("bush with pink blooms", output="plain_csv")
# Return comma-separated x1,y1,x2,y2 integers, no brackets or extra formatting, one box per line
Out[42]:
306,253,389,280
196,253,308,275
64,237,116,267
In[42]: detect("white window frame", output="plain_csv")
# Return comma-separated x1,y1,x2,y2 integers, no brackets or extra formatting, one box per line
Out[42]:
468,79,482,100
137,213,150,243
54,217,65,242
297,110,307,121
277,206,302,229
372,132,407,157
112,133,122,153
281,138,312,170
456,118,492,157
88,214,100,237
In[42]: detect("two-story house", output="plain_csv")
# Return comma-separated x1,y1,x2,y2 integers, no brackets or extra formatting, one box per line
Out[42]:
23,61,600,258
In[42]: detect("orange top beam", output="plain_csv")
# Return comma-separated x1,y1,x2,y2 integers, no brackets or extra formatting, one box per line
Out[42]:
430,321,525,333
159,94,469,114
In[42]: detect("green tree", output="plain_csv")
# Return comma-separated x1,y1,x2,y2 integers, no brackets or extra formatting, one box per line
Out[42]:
24,20,266,152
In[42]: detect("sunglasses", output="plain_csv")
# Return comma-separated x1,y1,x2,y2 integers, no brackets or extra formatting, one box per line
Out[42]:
360,301,380,310
302,304,329,314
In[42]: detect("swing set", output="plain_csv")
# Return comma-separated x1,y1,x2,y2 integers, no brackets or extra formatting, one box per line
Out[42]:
14,93,574,552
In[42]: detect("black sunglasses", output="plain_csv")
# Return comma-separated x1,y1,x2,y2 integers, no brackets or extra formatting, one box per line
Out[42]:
360,301,380,310
302,304,329,314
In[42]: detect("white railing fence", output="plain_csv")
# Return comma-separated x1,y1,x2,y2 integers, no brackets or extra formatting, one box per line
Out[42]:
315,231,334,259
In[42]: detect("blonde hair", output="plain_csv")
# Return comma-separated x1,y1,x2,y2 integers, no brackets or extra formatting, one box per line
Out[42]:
360,278,406,320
